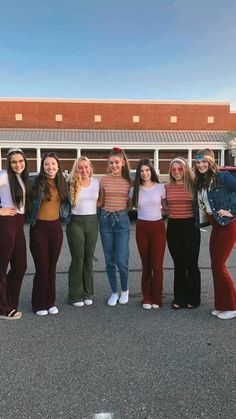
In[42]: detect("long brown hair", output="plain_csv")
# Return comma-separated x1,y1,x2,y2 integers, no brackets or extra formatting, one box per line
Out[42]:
7,148,31,212
132,159,159,207
194,148,219,190
33,152,67,201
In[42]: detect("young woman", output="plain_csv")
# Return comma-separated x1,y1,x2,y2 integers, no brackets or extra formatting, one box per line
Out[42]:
165,157,201,309
130,159,166,309
66,156,100,307
29,152,70,316
99,148,132,306
0,148,30,320
194,149,236,320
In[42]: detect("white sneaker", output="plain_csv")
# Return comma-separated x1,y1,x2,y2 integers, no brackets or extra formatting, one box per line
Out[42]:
217,310,236,320
72,301,84,307
119,290,129,304
152,304,160,309
36,310,48,316
211,309,222,316
48,306,59,315
143,303,152,310
84,299,93,306
108,293,119,306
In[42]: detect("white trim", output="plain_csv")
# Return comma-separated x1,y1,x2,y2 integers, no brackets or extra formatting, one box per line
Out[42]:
0,128,229,133
0,142,227,150
0,97,231,106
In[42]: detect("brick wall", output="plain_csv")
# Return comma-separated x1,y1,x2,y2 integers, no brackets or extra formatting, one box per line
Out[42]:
229,112,236,132
0,99,233,131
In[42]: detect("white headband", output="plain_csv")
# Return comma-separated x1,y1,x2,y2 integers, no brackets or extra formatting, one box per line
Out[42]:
170,158,186,166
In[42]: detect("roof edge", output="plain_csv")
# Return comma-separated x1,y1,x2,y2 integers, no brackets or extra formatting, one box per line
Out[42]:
0,97,231,106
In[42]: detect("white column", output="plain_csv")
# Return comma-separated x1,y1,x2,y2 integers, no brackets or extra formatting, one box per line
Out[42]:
77,148,81,158
36,148,41,172
188,149,192,167
0,148,2,170
154,149,159,174
220,149,225,166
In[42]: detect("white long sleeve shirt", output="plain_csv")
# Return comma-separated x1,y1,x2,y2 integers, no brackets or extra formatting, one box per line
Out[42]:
0,170,25,214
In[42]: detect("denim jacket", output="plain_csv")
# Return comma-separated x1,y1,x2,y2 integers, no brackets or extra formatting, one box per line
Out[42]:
194,171,236,227
29,176,71,226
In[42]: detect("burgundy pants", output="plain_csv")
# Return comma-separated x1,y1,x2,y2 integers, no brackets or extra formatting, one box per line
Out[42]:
0,214,26,314
30,219,63,312
208,215,236,310
136,219,166,306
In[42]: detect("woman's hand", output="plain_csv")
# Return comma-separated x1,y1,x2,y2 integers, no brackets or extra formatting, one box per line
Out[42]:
217,209,233,218
0,207,17,216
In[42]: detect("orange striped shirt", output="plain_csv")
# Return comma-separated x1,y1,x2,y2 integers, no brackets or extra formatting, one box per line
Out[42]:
100,174,130,212
165,184,194,219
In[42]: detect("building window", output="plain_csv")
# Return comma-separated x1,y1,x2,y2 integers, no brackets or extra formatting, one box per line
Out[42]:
94,115,101,122
208,116,214,124
133,115,140,123
15,113,23,121
55,114,63,122
170,116,177,123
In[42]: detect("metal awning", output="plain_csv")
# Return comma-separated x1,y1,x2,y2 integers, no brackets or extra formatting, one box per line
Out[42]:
0,129,229,146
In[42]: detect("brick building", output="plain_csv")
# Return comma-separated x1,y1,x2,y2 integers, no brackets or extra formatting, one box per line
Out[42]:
0,98,235,178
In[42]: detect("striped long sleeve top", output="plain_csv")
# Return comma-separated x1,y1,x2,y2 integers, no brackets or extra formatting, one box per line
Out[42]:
165,184,194,219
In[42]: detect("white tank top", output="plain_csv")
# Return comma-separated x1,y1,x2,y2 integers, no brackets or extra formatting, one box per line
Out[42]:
71,177,99,215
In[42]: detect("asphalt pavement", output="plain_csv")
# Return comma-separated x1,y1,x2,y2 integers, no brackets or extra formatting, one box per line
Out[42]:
0,222,235,419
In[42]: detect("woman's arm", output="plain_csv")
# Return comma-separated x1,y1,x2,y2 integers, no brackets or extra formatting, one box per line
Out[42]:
0,207,17,216
97,185,105,208
161,198,169,217
127,197,134,210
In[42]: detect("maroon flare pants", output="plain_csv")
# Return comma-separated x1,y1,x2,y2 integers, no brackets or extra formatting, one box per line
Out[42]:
136,219,166,306
0,214,26,314
30,219,63,312
208,215,236,310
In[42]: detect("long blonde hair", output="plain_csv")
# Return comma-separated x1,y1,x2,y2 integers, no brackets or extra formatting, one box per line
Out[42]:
168,157,195,196
67,156,93,206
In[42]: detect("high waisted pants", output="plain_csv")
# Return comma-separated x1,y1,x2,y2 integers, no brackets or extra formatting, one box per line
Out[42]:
0,214,26,314
99,209,130,293
208,215,236,310
136,219,166,306
30,219,63,312
66,214,98,303
167,218,201,307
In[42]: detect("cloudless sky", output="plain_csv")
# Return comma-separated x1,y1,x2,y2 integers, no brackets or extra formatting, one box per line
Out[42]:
0,0,236,108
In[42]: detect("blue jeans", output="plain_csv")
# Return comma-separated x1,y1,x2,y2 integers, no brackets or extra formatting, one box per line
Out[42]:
99,209,130,293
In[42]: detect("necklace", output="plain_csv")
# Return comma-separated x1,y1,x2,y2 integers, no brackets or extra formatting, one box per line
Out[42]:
198,189,207,210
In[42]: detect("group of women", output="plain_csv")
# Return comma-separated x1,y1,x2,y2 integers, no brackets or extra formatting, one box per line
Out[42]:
0,147,236,321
